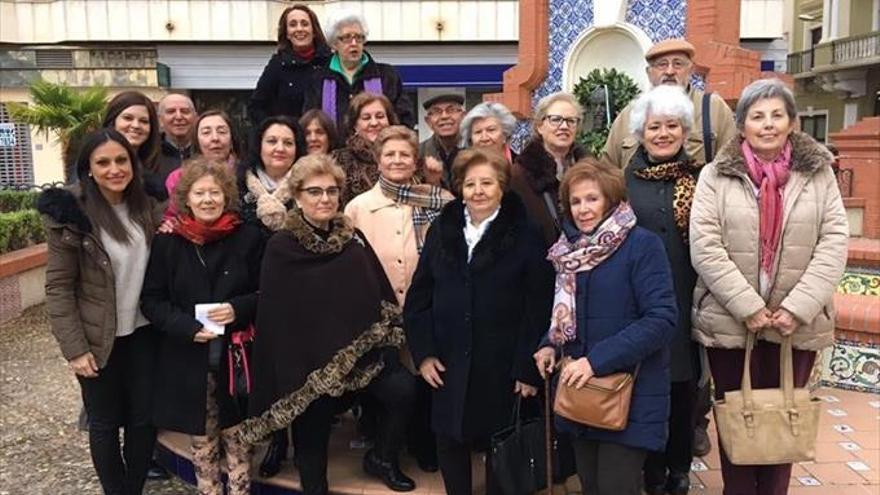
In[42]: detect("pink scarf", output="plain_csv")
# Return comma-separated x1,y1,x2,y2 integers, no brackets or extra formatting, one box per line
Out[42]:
741,139,792,285
546,202,637,345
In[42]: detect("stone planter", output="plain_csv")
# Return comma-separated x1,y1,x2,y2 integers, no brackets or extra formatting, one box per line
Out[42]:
0,243,47,324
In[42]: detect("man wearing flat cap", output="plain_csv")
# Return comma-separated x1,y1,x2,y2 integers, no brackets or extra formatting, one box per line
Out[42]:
419,93,465,189
600,38,736,169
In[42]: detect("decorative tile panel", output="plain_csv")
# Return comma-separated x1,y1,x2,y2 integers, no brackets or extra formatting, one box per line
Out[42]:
822,339,880,394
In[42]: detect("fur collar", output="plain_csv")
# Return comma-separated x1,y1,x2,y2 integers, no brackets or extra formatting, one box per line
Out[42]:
341,134,376,165
37,180,167,234
515,137,589,193
714,131,832,178
437,192,528,272
283,209,359,254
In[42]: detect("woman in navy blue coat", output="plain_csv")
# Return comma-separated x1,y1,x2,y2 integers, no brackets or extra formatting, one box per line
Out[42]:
534,160,677,495
404,148,554,495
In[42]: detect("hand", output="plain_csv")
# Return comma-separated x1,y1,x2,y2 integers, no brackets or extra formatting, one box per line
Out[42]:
418,357,446,389
772,308,799,336
423,156,444,185
514,381,538,398
68,352,99,378
193,329,220,343
745,307,773,333
157,217,178,234
533,346,556,380
559,357,594,389
207,303,235,325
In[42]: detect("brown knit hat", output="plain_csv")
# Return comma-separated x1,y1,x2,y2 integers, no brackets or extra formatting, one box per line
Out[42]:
645,39,695,61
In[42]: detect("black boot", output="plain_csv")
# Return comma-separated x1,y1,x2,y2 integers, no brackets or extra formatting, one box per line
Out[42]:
666,471,691,495
259,430,288,478
363,448,415,492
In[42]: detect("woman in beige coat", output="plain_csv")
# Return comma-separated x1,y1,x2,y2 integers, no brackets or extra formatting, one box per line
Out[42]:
689,79,848,495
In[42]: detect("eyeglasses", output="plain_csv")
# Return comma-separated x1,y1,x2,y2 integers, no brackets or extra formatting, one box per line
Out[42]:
299,186,341,199
427,106,464,117
650,58,691,70
543,115,581,129
337,33,366,44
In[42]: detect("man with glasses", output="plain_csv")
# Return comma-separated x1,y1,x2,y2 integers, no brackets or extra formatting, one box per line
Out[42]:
419,94,465,189
304,12,414,130
600,38,735,170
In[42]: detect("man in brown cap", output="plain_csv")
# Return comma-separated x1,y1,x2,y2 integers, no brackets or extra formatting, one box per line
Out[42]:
599,38,736,169
419,93,465,189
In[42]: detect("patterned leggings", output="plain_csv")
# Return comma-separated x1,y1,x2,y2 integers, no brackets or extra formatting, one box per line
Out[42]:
191,373,252,495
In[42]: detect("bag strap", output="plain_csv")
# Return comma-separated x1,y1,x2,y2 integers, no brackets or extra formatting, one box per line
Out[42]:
702,92,714,163
542,192,560,230
781,335,795,408
741,332,757,410
544,375,552,495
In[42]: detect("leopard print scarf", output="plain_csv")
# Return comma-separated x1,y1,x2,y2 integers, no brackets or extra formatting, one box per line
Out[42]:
633,158,701,242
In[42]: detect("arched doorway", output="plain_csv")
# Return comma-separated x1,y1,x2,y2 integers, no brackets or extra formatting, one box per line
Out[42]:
562,23,654,93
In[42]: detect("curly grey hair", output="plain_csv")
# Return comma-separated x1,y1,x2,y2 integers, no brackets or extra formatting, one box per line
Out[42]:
628,85,694,141
324,12,369,43
459,102,517,148
735,78,797,130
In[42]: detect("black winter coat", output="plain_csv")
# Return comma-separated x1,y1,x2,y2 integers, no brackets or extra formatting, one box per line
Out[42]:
625,147,699,382
303,51,414,129
404,193,554,442
247,46,332,126
141,224,264,435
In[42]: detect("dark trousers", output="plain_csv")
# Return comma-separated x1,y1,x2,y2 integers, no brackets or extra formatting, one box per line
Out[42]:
293,362,415,495
77,326,157,495
644,380,696,484
572,438,647,495
708,341,816,495
435,434,500,495
407,379,437,461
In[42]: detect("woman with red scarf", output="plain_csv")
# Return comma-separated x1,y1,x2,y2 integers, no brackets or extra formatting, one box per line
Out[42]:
247,4,332,126
689,79,848,495
141,158,264,495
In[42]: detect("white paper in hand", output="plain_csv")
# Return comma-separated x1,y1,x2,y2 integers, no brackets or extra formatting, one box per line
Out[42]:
195,303,226,335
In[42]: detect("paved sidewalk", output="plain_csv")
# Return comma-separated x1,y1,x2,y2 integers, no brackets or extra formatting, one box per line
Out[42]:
1,305,877,494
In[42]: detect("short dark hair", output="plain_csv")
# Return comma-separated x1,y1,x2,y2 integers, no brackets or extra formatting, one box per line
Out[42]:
276,4,329,53
175,157,239,217
75,128,155,244
194,110,241,160
344,93,399,138
102,91,160,173
559,159,627,222
247,115,307,171
299,109,340,152
451,148,510,194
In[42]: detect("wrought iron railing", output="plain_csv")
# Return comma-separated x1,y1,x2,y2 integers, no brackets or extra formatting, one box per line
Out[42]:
787,49,814,74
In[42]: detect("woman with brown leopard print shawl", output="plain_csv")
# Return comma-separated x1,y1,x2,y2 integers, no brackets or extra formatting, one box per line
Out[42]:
623,85,703,495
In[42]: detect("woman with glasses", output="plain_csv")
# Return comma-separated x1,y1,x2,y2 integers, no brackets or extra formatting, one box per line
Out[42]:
511,92,590,246
303,12,413,129
242,154,415,494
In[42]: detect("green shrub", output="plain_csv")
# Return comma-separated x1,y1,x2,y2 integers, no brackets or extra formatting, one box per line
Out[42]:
0,190,40,213
572,68,641,156
0,210,46,254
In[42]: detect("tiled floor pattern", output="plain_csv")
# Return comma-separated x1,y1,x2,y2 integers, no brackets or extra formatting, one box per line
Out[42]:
158,387,879,494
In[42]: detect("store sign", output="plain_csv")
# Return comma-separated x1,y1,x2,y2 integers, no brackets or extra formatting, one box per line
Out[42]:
0,124,16,148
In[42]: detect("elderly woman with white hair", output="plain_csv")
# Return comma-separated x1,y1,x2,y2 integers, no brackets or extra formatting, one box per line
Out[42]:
459,102,518,165
690,78,847,495
303,12,414,129
511,91,590,245
623,85,699,495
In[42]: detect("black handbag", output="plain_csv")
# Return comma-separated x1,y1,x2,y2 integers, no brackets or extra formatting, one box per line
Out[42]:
489,379,576,495
227,325,255,417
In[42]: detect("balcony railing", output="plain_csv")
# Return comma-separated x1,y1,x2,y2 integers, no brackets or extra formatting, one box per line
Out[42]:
788,30,880,75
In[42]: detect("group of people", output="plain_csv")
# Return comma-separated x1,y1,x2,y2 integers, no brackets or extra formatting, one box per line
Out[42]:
39,4,849,495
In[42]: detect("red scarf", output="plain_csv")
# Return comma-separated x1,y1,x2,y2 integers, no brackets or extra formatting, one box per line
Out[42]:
174,212,241,245
741,139,792,285
293,45,315,61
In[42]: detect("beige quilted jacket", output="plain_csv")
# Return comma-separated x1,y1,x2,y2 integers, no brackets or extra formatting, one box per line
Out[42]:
689,131,848,350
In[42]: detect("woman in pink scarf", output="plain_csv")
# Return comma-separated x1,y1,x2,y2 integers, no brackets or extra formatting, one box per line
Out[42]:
689,79,848,495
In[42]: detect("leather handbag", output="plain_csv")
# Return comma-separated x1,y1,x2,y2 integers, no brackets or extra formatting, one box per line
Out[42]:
553,356,637,431
227,325,256,417
714,333,821,465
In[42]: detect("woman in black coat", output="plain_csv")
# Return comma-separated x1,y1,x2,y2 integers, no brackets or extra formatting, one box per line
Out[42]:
623,86,702,495
404,148,554,495
247,4,332,126
141,159,263,495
